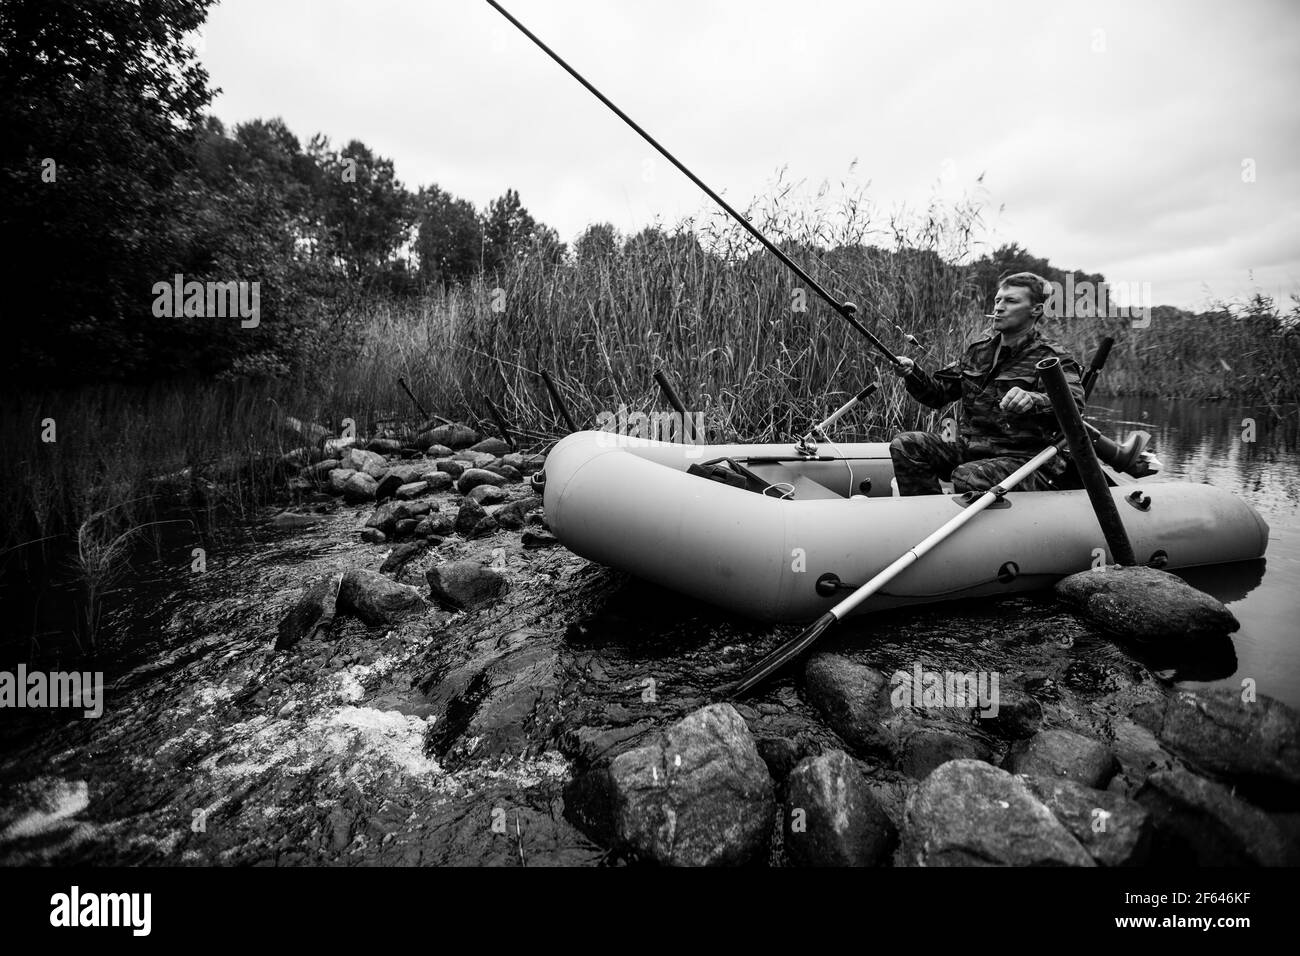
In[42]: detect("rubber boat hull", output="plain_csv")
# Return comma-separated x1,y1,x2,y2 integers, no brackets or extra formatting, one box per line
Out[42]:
540,431,1270,623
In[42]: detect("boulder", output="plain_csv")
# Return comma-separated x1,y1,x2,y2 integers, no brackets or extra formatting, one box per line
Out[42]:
436,459,466,479
454,498,497,538
338,568,428,625
415,514,455,538
1136,768,1293,866
899,724,994,779
395,481,429,500
423,423,480,449
381,463,427,486
452,450,498,469
341,472,379,503
804,653,898,760
426,560,509,610
608,704,774,866
466,484,507,506
1023,775,1153,866
456,468,507,495
1055,565,1239,642
341,447,388,479
1003,728,1117,789
1132,688,1300,807
485,463,523,483
902,759,1094,866
327,468,356,495
470,437,512,457
275,573,342,650
418,471,455,493
365,502,401,534
783,750,895,866
380,542,427,575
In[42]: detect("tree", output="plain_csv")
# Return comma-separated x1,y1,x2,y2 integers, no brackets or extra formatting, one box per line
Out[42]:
0,0,217,384
415,185,483,285
482,188,538,271
575,223,619,263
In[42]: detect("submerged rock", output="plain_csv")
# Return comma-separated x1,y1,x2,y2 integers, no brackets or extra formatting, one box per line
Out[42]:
1055,565,1239,642
783,750,895,866
803,654,898,760
1003,728,1117,789
1131,688,1300,808
276,573,343,650
902,759,1094,866
426,560,508,610
338,569,428,626
608,704,774,866
1136,768,1294,866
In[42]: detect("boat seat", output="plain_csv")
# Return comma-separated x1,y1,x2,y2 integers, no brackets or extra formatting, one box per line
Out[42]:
743,462,844,500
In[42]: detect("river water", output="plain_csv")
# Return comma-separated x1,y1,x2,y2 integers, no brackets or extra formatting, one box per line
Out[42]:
1087,397,1300,709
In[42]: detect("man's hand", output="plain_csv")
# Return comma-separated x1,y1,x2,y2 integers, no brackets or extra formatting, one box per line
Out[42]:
892,356,915,378
1000,386,1042,414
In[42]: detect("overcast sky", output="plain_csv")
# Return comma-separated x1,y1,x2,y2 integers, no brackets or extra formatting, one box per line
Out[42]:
199,0,1299,310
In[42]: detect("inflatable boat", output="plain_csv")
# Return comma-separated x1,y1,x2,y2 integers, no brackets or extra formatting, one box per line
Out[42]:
536,430,1270,623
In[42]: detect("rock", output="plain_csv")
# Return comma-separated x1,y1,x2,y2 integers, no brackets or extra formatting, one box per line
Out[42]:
415,514,455,538
561,722,655,766
284,475,312,495
418,471,455,493
470,437,512,457
342,472,379,503
395,481,429,500
783,750,895,866
485,463,523,483
338,569,428,626
424,423,480,449
322,437,359,458
899,725,994,779
426,560,508,610
267,511,326,530
502,452,546,476
1108,717,1178,794
304,458,341,480
436,459,466,479
394,518,418,537
492,495,543,530
466,484,507,506
902,759,1094,866
1022,776,1153,866
1003,729,1117,789
327,468,356,495
981,684,1043,740
1134,688,1300,808
278,446,312,469
804,653,898,760
521,530,559,549
341,448,389,479
607,703,774,866
360,528,386,544
1055,565,1239,642
366,437,402,454
380,542,427,575
374,474,404,501
451,449,496,468
275,573,342,650
393,500,432,521
412,436,454,457
456,468,507,495
381,463,427,486
756,736,804,786
454,498,497,538
1136,768,1292,866
365,502,402,534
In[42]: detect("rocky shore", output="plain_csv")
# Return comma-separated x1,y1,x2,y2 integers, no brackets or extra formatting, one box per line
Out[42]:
1,419,1296,866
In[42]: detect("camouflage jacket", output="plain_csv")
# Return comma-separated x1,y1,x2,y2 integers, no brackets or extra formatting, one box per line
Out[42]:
902,326,1085,461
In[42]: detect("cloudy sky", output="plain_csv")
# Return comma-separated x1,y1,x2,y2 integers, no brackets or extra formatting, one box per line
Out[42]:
199,0,1299,310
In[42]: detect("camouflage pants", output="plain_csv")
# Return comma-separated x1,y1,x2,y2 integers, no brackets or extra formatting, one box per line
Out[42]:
888,431,1057,497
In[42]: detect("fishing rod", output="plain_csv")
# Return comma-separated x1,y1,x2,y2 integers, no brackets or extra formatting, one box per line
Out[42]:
485,0,905,371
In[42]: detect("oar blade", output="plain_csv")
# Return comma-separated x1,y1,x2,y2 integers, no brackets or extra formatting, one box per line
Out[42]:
720,611,840,701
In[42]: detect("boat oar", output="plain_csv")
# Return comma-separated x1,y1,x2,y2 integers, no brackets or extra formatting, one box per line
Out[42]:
721,444,1064,699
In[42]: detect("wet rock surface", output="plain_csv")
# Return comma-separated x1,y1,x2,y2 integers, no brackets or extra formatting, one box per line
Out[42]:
2,423,1296,866
1056,565,1240,642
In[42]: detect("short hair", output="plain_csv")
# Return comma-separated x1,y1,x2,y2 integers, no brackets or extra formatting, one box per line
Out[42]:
998,271,1051,309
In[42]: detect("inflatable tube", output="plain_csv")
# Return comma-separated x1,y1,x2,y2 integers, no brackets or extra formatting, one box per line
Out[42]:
541,431,1270,623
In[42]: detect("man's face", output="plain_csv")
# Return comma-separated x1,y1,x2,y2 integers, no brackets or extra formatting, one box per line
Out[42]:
992,284,1040,338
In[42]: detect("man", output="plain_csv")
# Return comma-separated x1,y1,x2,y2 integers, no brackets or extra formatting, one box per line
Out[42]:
889,271,1084,496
